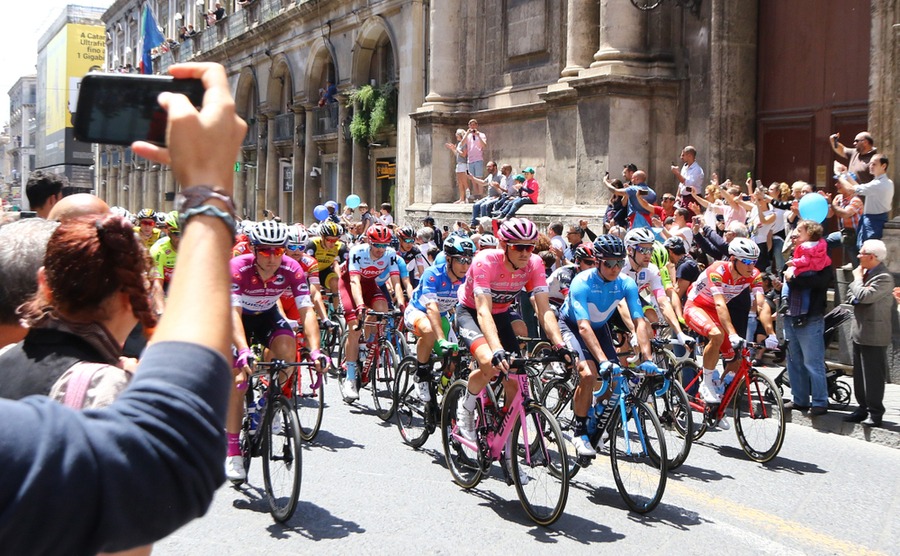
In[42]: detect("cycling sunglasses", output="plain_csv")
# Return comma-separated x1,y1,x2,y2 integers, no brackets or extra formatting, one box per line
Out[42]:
286,244,303,251
580,258,597,266
324,236,339,241
737,258,758,266
509,243,536,253
632,245,654,255
402,238,415,243
602,259,626,269
371,243,390,249
452,256,473,265
140,219,155,226
256,247,285,257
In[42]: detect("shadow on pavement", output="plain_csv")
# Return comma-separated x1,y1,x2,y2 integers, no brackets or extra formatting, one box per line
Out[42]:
712,445,825,474
269,500,365,540
668,463,735,483
309,428,364,452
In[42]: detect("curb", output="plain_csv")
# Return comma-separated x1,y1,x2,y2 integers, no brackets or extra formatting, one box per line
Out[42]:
784,409,900,450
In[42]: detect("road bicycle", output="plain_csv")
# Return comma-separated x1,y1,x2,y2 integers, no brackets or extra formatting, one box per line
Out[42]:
441,355,570,526
393,347,473,448
554,362,668,513
292,324,326,441
337,309,402,420
237,357,307,523
319,289,345,362
678,342,786,463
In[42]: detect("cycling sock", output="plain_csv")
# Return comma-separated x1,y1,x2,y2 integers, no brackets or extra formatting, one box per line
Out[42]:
227,432,241,457
703,368,717,386
463,388,478,411
572,415,587,437
346,361,357,382
416,362,432,381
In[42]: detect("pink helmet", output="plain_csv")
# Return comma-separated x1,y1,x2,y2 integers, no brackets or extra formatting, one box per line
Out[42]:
498,218,538,242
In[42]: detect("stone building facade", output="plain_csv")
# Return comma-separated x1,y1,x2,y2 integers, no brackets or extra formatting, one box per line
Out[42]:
94,0,897,230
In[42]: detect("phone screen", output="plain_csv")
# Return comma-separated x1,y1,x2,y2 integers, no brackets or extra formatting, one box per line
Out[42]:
74,73,205,146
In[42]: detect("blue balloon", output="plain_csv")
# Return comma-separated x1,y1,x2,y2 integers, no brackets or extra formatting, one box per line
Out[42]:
313,204,329,222
346,194,361,209
798,193,828,223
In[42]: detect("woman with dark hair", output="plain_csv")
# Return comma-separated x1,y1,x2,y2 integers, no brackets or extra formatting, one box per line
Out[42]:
0,213,157,407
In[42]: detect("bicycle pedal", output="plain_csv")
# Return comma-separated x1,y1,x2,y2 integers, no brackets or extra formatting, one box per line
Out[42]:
576,454,595,467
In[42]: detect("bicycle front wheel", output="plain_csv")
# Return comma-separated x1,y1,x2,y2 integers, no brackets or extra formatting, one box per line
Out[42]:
294,366,324,442
372,342,399,421
676,361,708,441
394,357,431,448
262,395,302,523
539,377,581,479
511,403,570,526
609,400,667,513
440,380,484,489
732,370,785,463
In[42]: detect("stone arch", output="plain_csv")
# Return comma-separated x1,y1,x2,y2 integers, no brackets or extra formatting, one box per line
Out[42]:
350,15,398,86
304,38,338,102
267,53,295,112
234,66,258,121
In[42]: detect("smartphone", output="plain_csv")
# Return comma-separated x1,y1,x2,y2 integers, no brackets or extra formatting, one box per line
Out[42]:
755,179,764,189
638,189,650,196
742,195,752,201
73,73,205,146
685,186,693,193
442,225,449,232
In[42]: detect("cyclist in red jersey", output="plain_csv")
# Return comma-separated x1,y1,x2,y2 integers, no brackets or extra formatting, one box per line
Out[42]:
683,238,778,409
281,224,332,326
455,218,571,440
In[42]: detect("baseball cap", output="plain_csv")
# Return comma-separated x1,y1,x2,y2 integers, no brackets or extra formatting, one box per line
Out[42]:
523,167,535,174
514,174,526,182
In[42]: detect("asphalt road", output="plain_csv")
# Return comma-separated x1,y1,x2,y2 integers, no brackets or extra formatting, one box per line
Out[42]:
157,374,898,555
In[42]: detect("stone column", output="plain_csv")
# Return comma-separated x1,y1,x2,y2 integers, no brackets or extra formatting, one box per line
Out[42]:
255,113,268,219
291,106,305,222
303,107,318,224
146,164,160,210
423,0,460,105
265,114,278,217
336,98,352,206
120,155,132,212
107,163,119,207
561,0,599,78
162,166,175,211
591,0,649,73
350,100,369,202
132,165,144,212
395,0,426,215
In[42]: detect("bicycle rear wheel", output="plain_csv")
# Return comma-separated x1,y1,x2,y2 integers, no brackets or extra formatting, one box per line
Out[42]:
371,342,398,421
440,380,484,489
609,400,667,513
643,379,693,470
394,357,431,448
294,366,324,442
732,370,785,463
539,377,581,479
676,361,708,441
511,403,570,526
262,395,302,522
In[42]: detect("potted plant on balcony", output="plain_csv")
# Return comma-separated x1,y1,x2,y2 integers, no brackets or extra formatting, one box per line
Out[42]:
346,82,397,145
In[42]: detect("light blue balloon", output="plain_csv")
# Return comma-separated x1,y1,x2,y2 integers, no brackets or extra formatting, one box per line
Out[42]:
313,204,329,221
798,193,828,223
346,194,361,209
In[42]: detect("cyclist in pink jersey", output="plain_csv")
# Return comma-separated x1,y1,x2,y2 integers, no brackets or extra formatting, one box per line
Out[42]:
455,218,572,440
683,237,778,408
226,221,327,481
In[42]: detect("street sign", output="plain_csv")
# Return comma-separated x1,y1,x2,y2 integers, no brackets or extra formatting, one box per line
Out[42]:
234,162,241,172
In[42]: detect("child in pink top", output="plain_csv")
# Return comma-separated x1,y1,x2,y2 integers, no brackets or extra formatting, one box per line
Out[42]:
782,220,831,320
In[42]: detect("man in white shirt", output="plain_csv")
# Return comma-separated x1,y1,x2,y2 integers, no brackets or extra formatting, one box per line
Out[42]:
671,146,705,206
838,154,894,250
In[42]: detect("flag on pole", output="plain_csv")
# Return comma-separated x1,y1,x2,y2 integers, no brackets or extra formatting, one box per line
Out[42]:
140,5,166,74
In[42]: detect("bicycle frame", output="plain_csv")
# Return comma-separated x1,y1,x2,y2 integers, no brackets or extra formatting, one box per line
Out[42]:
683,344,762,422
595,368,651,455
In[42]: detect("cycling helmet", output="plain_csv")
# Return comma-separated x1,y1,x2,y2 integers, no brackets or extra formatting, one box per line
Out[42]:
366,224,393,244
164,210,179,232
307,223,320,237
249,220,289,246
651,242,669,269
443,235,476,257
238,220,256,235
155,212,167,226
728,237,760,259
624,227,656,248
593,234,626,259
663,236,686,255
320,221,342,238
111,206,132,223
136,208,156,220
479,234,499,248
397,225,416,240
287,225,309,248
449,228,470,238
497,217,538,242
572,242,595,261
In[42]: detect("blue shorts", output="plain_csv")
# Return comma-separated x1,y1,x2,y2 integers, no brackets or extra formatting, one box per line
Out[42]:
467,160,484,178
559,318,617,365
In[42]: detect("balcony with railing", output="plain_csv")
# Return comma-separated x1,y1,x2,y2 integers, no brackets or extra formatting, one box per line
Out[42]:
312,103,339,136
273,112,294,143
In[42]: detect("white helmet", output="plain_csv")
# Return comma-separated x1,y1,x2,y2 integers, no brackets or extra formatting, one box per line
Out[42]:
111,206,132,223
728,237,760,259
479,233,499,248
308,223,320,237
249,220,289,246
287,225,309,248
624,227,656,248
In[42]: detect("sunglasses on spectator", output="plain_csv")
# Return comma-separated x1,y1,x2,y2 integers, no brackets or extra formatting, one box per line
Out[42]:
737,258,757,266
662,196,676,201
602,259,626,269
509,243,536,253
633,245,654,255
371,243,390,249
256,247,285,257
286,244,303,251
452,256,473,265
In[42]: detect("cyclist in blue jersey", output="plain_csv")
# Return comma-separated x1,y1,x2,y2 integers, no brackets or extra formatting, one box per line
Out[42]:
559,234,659,457
404,236,475,401
375,246,414,307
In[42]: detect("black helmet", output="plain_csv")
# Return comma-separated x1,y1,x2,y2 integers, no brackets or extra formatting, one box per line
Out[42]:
397,225,415,240
443,235,476,257
572,242,595,261
663,236,687,255
593,234,626,259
